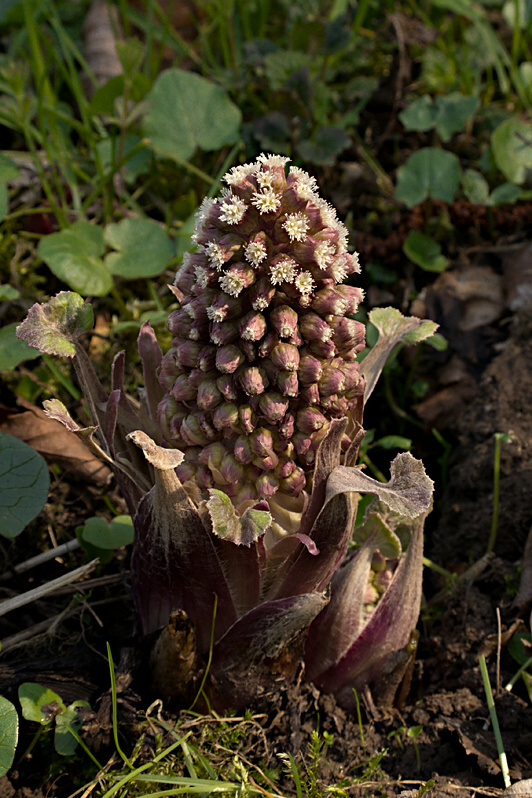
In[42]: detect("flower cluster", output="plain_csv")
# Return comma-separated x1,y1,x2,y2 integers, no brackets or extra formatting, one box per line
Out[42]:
158,154,365,507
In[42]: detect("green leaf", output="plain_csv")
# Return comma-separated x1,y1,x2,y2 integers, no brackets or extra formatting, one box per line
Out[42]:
395,148,461,207
0,433,49,539
104,218,174,279
297,126,351,166
81,515,134,550
376,436,412,451
37,220,112,296
54,703,88,756
263,49,312,90
425,332,448,351
142,68,242,162
15,292,93,358
206,489,272,546
400,94,478,141
353,511,402,559
489,182,522,205
399,95,437,132
403,231,449,273
462,168,490,204
434,93,479,141
0,322,40,370
96,134,152,182
18,683,65,725
492,118,532,184
0,284,19,301
0,152,19,220
0,695,18,777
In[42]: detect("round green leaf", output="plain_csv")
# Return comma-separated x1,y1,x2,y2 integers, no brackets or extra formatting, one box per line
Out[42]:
492,118,532,185
462,168,490,204
0,322,40,370
104,218,174,279
395,148,461,207
0,284,19,301
18,683,65,725
38,220,112,297
142,68,242,162
399,95,437,132
82,515,134,549
434,93,479,141
0,433,49,539
403,230,449,272
0,695,18,777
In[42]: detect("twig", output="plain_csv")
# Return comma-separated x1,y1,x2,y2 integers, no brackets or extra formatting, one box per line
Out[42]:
0,559,98,617
0,539,81,581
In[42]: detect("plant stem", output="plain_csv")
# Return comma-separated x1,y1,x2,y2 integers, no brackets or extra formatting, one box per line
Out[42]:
487,432,504,554
479,655,511,789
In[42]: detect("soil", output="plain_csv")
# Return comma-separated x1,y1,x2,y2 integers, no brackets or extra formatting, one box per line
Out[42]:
2,281,532,798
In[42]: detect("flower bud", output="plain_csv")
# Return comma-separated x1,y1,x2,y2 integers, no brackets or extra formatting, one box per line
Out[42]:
239,310,267,342
181,413,212,446
311,286,349,316
216,344,245,374
238,366,268,396
196,377,223,410
274,456,296,479
257,331,279,358
280,466,306,495
259,392,289,423
210,320,239,346
176,461,197,483
234,435,254,464
309,339,336,359
276,370,299,397
301,384,320,405
270,305,299,338
249,278,275,311
198,345,217,372
168,308,192,337
256,473,279,499
196,464,215,490
296,407,327,434
278,412,295,440
170,373,197,402
299,312,333,342
319,366,346,397
239,405,257,434
213,402,239,430
199,441,226,470
298,354,323,385
176,341,202,368
219,452,245,483
207,293,242,322
216,373,239,401
271,343,300,372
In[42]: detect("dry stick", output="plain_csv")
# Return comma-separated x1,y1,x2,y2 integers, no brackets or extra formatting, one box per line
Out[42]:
0,539,81,581
0,559,98,617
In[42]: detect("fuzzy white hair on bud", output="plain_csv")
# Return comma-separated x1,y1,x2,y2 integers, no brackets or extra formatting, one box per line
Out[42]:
270,258,297,285
283,212,310,242
255,169,275,188
219,196,247,224
314,241,335,270
244,241,267,268
289,166,318,199
223,163,256,185
206,306,226,322
251,189,281,214
252,297,269,311
202,241,225,270
194,266,210,288
256,153,290,168
295,271,315,295
219,271,247,297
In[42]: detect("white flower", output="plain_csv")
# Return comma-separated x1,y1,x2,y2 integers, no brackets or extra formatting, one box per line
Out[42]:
202,241,225,270
251,190,281,214
192,197,216,242
295,270,315,295
289,166,318,200
270,258,297,285
256,153,290,169
244,240,267,268
314,241,335,270
351,250,361,274
194,266,210,288
283,212,309,242
252,297,269,311
315,197,338,228
224,163,256,185
206,306,225,322
219,271,247,297
219,195,248,225
331,254,350,283
255,169,275,188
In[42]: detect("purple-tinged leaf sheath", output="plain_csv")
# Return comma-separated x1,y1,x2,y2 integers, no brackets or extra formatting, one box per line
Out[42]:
128,432,237,650
207,592,329,711
305,516,424,697
138,322,165,431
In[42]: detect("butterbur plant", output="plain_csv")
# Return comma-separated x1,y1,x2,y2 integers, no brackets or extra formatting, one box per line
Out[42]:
17,155,436,712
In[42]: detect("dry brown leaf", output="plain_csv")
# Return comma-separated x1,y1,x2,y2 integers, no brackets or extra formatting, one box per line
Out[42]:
0,399,112,486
